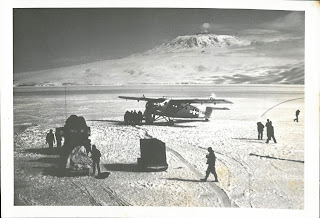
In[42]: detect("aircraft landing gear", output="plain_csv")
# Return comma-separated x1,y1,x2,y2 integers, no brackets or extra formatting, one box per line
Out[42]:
145,113,155,124
145,112,174,126
167,120,174,126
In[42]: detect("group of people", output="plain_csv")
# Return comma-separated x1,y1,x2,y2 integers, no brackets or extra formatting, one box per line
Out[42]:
202,116,282,182
257,110,301,144
201,109,303,182
46,129,102,177
256,119,277,143
46,129,63,149
46,129,59,149
124,110,143,125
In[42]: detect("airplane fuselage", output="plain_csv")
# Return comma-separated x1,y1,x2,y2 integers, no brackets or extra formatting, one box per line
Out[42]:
118,95,231,124
144,100,205,120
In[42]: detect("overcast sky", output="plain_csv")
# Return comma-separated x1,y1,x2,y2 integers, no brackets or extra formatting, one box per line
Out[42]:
13,8,304,73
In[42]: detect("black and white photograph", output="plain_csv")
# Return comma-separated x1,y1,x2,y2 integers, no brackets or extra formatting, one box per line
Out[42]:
1,1,320,218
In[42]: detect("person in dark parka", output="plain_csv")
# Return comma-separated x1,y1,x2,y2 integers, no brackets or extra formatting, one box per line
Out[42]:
46,129,55,150
55,130,62,148
200,147,218,182
138,111,143,124
266,121,277,143
91,144,101,176
294,109,300,122
124,111,130,124
257,122,264,140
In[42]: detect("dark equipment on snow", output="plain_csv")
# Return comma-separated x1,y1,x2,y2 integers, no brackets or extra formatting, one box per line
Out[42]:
137,138,168,171
62,115,91,150
57,115,92,176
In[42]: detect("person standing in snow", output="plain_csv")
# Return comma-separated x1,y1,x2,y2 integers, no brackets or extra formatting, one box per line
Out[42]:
294,109,300,122
133,110,138,125
124,111,130,124
200,147,218,182
46,129,55,150
138,111,143,124
257,122,264,140
55,129,62,148
91,145,101,176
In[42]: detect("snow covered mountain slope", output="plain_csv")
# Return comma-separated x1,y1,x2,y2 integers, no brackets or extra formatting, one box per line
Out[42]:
14,33,304,86
145,33,250,54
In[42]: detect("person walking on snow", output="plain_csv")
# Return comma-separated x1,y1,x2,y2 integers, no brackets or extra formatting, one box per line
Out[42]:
200,147,218,182
266,121,277,143
294,109,300,122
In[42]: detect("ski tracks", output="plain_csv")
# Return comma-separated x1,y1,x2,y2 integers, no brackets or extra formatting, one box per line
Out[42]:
14,193,38,205
102,186,132,206
71,181,104,206
167,147,232,207
135,125,233,207
71,180,131,206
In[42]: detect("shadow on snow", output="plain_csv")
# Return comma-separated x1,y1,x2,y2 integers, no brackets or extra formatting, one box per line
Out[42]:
165,177,202,183
23,147,61,156
104,163,141,172
88,119,203,128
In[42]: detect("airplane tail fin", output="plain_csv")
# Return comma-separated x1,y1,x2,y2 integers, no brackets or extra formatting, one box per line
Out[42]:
205,107,214,120
209,93,216,100
205,106,230,119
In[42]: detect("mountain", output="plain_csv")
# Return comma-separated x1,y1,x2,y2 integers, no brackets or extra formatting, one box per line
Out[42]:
145,33,250,54
14,33,304,86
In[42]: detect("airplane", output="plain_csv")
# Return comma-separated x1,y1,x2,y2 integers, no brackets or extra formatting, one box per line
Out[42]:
118,94,233,125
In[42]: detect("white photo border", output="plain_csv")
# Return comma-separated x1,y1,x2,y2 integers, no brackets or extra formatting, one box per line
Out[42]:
1,1,319,218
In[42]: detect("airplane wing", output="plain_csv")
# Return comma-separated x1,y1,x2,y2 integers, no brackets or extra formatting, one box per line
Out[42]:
118,96,166,102
170,98,233,104
207,106,230,110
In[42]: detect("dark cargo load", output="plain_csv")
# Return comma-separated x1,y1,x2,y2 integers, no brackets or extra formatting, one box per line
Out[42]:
58,115,92,176
138,138,168,171
63,115,90,150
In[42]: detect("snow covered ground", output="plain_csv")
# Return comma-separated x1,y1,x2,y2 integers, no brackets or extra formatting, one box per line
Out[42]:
14,84,304,208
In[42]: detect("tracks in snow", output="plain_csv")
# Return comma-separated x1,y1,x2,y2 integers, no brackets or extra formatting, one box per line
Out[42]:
135,125,232,207
71,181,104,206
199,146,257,208
14,193,38,205
102,186,132,206
166,147,232,207
71,180,131,206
